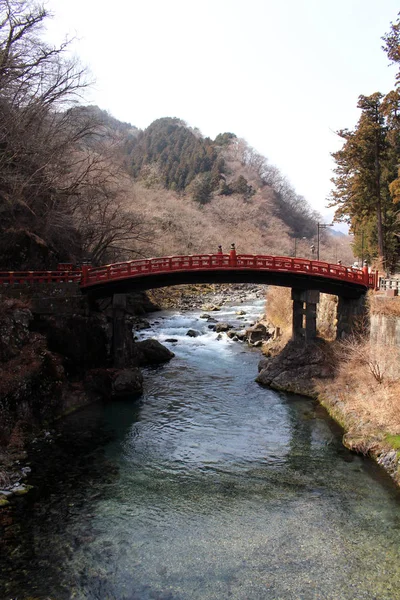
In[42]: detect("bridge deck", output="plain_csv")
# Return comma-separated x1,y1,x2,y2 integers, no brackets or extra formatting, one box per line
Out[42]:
0,253,378,298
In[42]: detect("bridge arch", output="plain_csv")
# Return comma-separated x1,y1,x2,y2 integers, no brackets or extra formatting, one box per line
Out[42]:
0,251,378,349
79,253,375,300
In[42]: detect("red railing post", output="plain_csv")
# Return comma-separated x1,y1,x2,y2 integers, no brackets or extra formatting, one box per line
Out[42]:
362,264,369,286
229,243,237,267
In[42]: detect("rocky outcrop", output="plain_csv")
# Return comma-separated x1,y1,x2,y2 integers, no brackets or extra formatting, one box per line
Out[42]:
0,289,170,447
0,228,59,270
256,339,335,397
135,339,175,365
32,313,110,373
84,367,143,398
0,300,66,447
246,322,269,344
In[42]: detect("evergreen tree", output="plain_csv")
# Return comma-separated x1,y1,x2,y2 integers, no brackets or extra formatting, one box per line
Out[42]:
330,93,399,269
128,118,225,198
382,13,400,87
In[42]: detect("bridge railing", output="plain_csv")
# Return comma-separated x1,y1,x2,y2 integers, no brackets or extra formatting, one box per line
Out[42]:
0,254,378,289
83,254,233,284
0,270,82,285
233,255,372,285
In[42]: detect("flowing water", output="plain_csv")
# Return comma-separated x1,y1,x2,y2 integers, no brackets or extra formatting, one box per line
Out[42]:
1,298,400,600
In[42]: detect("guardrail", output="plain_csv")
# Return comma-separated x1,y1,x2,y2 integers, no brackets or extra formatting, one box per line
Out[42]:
379,277,400,292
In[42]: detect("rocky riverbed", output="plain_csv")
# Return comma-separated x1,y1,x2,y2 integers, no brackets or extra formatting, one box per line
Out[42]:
0,283,271,502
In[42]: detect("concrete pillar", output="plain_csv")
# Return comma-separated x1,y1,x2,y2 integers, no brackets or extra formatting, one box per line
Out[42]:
291,289,320,341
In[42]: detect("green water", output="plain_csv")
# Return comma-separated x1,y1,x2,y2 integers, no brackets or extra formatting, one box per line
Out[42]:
1,303,400,599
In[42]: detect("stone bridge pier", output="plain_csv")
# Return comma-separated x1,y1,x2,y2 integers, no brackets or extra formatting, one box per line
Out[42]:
291,289,320,341
112,293,135,367
291,288,368,341
335,294,368,339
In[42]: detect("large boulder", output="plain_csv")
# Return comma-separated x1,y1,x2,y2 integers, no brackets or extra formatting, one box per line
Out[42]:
201,304,221,312
135,339,175,366
112,368,143,397
256,339,335,397
85,367,143,398
246,323,269,344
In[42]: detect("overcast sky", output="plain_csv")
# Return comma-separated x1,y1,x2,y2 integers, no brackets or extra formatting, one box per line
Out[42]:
45,0,399,221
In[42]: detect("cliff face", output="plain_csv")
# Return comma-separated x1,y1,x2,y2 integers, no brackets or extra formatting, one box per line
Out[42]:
0,296,109,449
0,287,167,452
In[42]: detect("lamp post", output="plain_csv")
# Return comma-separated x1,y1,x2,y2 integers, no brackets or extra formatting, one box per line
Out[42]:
317,222,333,260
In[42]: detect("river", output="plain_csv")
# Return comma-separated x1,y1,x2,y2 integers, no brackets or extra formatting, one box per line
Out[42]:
1,297,400,599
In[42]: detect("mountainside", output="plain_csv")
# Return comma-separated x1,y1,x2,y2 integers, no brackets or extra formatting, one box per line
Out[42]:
112,114,355,263
0,0,355,271
1,106,355,268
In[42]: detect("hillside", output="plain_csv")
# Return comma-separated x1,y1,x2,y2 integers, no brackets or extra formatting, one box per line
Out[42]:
0,107,356,268
0,0,355,270
110,114,355,263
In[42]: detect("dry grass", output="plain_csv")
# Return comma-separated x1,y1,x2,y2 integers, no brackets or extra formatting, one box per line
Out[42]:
369,292,400,317
317,338,400,442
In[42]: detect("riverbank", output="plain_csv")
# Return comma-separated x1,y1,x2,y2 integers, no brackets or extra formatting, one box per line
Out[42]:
0,283,268,503
149,283,400,487
0,287,169,501
3,299,400,600
258,286,400,487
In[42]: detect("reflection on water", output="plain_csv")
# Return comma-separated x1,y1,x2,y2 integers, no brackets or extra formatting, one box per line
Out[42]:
1,299,400,599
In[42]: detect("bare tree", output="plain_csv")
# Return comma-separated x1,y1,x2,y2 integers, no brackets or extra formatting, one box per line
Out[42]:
0,0,152,268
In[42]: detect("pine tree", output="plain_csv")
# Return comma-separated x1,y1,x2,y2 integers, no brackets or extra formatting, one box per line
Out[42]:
330,93,398,269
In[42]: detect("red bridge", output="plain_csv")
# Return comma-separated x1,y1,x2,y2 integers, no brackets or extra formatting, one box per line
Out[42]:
0,250,379,299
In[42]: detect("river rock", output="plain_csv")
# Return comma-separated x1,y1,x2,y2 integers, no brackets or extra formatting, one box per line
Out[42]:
112,368,143,396
165,338,178,343
134,319,151,330
186,329,201,337
11,484,31,496
246,323,268,344
227,330,246,341
199,314,210,319
256,339,334,397
135,339,175,365
201,304,221,311
215,322,233,333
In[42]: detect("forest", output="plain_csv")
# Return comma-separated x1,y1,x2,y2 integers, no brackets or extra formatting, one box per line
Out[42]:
0,0,357,271
329,12,400,273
